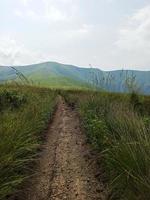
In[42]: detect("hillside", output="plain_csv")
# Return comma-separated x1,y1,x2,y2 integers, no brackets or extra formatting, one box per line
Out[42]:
0,61,150,93
0,62,92,89
0,85,150,199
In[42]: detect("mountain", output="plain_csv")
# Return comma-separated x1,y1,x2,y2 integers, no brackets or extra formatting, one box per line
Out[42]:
0,61,150,93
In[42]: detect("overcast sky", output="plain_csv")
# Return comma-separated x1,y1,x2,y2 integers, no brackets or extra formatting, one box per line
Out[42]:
0,0,150,70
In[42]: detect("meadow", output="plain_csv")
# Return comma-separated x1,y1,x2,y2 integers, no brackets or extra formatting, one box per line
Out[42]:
0,84,57,199
62,90,150,200
0,83,150,200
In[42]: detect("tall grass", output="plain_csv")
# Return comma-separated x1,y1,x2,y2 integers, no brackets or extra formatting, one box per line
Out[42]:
105,103,150,199
0,84,57,199
63,90,150,200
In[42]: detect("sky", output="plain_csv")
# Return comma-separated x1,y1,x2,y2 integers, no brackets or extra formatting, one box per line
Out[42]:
0,0,150,70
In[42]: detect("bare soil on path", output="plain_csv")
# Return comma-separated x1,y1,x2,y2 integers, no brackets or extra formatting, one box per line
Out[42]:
22,98,107,200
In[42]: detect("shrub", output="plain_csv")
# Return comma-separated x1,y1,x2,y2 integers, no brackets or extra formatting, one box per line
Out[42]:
0,90,27,111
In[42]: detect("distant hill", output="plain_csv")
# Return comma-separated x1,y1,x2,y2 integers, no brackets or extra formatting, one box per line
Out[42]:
0,61,150,93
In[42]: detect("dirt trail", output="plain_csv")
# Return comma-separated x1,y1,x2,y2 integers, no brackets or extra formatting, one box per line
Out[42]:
24,98,107,200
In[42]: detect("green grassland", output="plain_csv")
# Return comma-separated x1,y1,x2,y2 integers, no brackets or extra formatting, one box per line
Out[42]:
1,62,150,94
0,84,57,199
62,90,150,200
27,73,91,89
0,83,150,200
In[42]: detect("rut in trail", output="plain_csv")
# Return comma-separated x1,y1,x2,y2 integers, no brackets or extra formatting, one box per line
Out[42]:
25,98,107,200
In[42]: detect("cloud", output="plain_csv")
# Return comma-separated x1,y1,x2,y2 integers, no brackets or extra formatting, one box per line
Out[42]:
15,0,72,22
19,0,31,6
114,4,150,67
44,5,67,21
116,5,150,52
0,36,47,66
2,0,150,70
14,10,23,17
14,0,90,39
66,24,93,39
0,36,22,65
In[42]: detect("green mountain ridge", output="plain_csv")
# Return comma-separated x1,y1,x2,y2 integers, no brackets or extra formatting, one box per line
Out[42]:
0,61,150,93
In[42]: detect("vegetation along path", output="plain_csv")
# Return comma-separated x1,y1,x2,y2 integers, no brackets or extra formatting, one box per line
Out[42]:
24,98,107,200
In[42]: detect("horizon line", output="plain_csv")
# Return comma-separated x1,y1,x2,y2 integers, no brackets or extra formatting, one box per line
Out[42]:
0,60,150,72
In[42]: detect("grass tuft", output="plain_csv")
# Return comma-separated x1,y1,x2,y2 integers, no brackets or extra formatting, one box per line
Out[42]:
0,84,57,199
62,90,150,200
